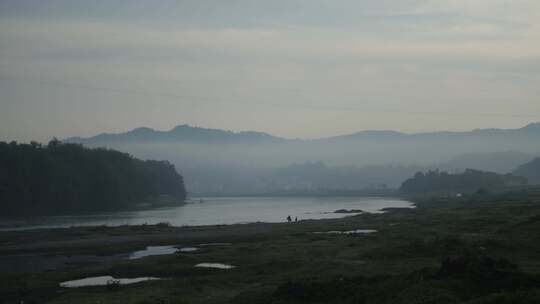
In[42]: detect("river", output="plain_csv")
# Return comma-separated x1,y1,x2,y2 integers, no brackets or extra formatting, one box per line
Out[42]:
0,196,413,231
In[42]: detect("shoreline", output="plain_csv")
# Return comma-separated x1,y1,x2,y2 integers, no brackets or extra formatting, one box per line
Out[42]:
0,212,389,255
0,196,414,232
2,194,540,303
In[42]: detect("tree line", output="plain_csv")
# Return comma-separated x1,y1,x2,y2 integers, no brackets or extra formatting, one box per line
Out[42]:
400,169,527,194
0,140,186,216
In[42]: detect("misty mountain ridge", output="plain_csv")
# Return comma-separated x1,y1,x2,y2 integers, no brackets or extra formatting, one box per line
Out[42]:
334,122,540,142
435,151,535,174
67,124,284,144
65,123,540,194
514,157,540,184
67,122,540,145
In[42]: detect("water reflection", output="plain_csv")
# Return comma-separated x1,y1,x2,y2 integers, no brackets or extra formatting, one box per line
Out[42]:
1,197,414,231
60,276,160,288
179,247,199,252
195,263,235,269
128,246,179,260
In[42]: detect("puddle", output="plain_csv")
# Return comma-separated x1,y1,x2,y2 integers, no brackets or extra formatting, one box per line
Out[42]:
60,276,160,288
195,263,235,269
128,246,179,260
314,229,377,235
179,247,199,252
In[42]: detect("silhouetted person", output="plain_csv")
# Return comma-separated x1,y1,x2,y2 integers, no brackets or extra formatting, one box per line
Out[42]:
287,215,292,223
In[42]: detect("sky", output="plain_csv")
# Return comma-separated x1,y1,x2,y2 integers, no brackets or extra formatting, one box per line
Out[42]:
1,0,540,142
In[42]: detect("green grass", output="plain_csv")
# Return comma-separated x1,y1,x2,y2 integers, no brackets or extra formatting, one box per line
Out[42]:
2,191,540,303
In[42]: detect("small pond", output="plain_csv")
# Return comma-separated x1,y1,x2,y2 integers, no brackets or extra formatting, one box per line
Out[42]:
179,247,199,252
128,246,179,260
60,276,160,288
195,263,235,269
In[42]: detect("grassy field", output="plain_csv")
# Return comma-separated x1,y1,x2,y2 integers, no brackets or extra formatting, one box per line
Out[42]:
2,190,540,303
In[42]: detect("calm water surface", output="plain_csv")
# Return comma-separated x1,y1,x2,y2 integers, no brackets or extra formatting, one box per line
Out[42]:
0,196,413,231
128,246,179,260
60,276,161,288
195,263,235,269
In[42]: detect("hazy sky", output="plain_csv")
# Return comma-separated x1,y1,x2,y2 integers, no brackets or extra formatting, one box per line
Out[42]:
1,0,540,142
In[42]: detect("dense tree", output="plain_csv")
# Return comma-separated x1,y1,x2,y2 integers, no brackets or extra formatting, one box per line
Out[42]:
0,141,186,216
400,169,527,194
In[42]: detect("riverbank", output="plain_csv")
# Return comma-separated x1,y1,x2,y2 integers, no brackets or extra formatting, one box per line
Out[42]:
0,196,412,231
2,192,540,303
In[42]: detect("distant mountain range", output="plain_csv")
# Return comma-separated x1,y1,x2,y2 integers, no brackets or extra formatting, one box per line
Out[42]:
514,157,540,184
436,151,535,174
65,122,540,194
67,125,284,144
67,122,540,145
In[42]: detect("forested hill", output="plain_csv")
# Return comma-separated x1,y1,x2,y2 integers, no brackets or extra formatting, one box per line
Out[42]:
65,123,540,194
400,169,528,194
0,140,186,216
